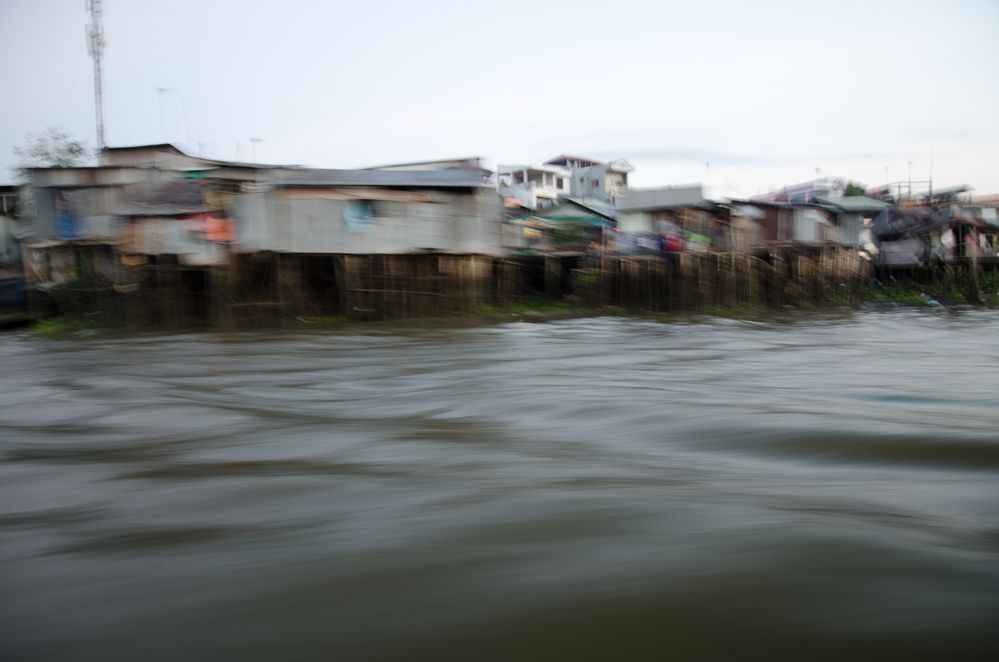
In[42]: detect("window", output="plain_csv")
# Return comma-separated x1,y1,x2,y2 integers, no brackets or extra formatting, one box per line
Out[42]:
343,200,375,233
591,179,599,188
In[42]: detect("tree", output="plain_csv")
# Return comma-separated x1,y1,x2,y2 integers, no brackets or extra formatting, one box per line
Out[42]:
13,127,90,175
844,181,867,197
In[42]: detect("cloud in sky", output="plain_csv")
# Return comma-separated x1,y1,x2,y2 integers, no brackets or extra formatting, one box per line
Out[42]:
1,0,997,193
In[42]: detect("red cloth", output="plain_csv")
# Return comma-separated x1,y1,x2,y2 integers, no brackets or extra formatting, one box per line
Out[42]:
665,234,685,252
182,214,234,242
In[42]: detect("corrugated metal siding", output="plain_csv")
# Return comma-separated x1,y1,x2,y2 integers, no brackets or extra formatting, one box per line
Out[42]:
836,213,863,245
231,188,503,255
618,211,653,234
793,208,830,242
125,217,229,266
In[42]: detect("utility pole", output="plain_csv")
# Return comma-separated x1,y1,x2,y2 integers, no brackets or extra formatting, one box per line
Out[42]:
86,0,106,152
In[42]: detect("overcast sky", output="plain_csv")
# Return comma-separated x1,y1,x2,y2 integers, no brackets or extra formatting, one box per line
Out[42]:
2,0,997,197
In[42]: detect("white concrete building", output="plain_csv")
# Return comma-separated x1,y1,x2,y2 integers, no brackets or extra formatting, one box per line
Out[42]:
497,164,571,210
544,155,633,203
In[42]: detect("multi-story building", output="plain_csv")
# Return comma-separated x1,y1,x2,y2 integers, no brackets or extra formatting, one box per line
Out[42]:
544,154,633,203
496,163,571,210
498,155,634,209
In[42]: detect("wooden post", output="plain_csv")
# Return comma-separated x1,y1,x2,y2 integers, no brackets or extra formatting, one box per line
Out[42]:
970,231,984,304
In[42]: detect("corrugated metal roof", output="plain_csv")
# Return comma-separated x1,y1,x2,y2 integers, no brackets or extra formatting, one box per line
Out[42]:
195,158,287,170
563,197,617,220
873,207,987,238
727,199,801,209
616,186,705,211
271,168,486,188
365,156,485,171
116,180,215,216
813,196,890,213
103,143,287,170
102,143,186,154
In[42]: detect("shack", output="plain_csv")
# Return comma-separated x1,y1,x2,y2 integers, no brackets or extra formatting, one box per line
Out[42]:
811,196,890,247
231,167,502,255
616,186,730,251
116,179,234,266
728,201,837,245
873,206,996,266
16,143,266,285
503,197,616,254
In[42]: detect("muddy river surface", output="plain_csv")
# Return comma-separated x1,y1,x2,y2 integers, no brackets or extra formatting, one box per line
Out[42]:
2,310,998,661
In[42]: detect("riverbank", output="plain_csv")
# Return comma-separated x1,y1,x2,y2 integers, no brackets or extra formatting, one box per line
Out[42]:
15,248,999,336
21,296,987,339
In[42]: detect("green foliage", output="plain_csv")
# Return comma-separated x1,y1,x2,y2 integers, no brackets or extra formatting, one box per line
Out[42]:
863,281,930,306
30,316,97,336
13,127,90,176
844,181,867,197
864,269,999,307
552,223,590,246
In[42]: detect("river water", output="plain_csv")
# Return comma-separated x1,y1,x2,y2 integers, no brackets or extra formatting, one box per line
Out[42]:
1,309,998,661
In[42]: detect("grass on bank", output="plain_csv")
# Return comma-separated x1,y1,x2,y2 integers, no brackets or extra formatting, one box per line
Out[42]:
29,316,98,336
863,282,935,306
865,270,999,307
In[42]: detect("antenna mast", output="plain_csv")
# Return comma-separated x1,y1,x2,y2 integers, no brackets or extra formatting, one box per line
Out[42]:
86,0,106,151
